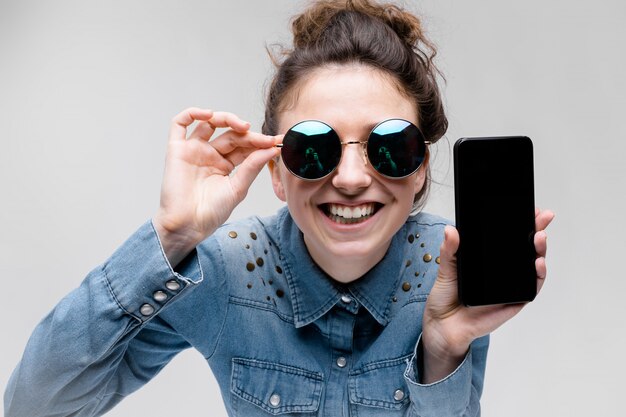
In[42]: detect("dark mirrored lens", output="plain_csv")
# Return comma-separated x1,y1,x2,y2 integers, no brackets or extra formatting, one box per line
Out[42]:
367,119,426,178
281,121,342,180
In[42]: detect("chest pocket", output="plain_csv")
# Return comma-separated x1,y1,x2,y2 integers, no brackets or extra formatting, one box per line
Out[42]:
348,355,412,416
231,358,323,416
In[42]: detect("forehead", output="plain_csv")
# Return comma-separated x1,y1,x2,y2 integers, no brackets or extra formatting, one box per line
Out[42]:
278,65,418,134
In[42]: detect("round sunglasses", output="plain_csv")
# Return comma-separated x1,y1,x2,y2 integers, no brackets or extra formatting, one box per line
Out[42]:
276,118,430,180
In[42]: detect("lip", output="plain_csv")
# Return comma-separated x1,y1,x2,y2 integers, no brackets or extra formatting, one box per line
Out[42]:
321,200,380,207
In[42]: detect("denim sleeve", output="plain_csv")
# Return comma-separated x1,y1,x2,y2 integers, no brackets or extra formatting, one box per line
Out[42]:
404,334,489,416
4,220,204,417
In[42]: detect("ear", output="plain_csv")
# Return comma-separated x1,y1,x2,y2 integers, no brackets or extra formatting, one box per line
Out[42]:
413,151,430,194
268,159,287,202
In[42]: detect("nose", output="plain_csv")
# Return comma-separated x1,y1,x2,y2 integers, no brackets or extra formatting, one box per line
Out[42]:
331,143,372,193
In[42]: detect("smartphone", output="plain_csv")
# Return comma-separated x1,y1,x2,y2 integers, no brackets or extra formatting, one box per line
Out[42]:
453,136,537,306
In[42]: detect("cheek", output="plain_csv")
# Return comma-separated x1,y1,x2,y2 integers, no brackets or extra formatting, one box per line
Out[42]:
413,166,427,194
269,160,287,202
389,179,420,211
281,173,317,208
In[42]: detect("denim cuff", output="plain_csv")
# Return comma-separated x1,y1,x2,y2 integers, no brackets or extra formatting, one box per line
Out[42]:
404,334,474,415
103,220,203,322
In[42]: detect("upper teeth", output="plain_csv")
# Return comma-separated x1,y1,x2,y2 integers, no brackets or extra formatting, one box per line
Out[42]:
329,203,375,219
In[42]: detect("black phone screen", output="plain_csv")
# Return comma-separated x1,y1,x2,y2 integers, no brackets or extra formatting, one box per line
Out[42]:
454,136,536,306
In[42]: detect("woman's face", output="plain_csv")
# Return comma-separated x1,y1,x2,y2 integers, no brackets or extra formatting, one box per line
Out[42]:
269,65,427,282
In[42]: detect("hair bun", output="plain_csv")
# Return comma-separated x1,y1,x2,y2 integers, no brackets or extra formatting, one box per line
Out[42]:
291,0,427,50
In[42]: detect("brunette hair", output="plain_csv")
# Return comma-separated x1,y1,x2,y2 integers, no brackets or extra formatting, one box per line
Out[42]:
263,0,447,211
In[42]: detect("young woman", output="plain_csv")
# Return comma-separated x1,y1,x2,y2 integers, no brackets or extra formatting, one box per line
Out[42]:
5,0,554,416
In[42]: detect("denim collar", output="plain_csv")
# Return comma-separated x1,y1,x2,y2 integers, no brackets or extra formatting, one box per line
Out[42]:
274,207,405,328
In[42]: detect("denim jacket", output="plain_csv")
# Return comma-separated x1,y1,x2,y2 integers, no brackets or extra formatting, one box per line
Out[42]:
5,207,488,417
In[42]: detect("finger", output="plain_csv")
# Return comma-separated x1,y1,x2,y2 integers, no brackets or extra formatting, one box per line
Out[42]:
188,121,217,142
182,140,235,174
169,108,213,142
222,147,263,167
536,257,547,293
535,209,555,231
211,130,279,155
437,225,460,282
230,147,281,201
208,111,251,133
226,136,283,166
204,145,236,174
189,111,251,142
534,230,547,257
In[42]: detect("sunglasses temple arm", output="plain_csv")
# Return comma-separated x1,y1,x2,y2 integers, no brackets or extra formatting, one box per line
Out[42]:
275,139,430,151
278,140,429,146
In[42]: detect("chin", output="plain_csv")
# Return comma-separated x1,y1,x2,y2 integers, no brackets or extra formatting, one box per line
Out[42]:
320,235,390,261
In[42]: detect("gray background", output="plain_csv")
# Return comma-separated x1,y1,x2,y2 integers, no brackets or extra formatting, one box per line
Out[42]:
1,0,624,415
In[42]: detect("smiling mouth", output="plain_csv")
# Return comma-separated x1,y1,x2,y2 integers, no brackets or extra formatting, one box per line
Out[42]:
320,202,382,224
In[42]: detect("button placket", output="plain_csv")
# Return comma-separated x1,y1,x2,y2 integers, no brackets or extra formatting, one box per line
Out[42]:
323,307,355,415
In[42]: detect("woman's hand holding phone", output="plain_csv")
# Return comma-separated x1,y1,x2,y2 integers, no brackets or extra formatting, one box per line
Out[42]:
421,208,555,383
152,107,280,266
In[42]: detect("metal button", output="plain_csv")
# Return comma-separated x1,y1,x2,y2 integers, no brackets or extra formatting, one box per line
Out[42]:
269,393,281,407
336,356,347,368
165,280,180,291
140,303,154,316
394,389,405,401
153,291,167,302
340,295,352,304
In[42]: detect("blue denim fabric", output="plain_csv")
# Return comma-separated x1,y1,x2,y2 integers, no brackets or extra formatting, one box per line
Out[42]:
5,206,488,416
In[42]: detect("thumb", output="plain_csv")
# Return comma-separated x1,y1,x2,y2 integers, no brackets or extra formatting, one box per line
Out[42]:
437,225,460,282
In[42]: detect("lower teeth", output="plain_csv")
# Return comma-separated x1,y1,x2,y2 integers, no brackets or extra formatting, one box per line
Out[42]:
329,214,371,224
